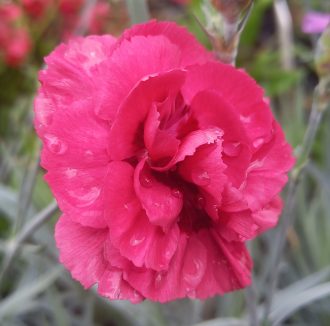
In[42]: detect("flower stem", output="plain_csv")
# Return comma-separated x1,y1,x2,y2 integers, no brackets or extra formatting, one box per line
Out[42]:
200,0,254,65
0,201,58,286
126,0,150,25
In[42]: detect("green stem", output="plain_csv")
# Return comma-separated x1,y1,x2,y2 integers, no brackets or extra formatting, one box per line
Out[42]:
0,201,58,286
126,0,150,25
262,78,330,322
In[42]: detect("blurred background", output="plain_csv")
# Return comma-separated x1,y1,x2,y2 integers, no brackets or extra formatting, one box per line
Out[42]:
0,0,330,325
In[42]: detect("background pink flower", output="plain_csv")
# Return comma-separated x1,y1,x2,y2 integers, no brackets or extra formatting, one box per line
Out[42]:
302,11,330,34
35,21,294,303
0,3,31,67
21,0,53,19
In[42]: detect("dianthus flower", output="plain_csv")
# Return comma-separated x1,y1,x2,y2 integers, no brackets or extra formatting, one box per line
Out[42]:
34,21,294,303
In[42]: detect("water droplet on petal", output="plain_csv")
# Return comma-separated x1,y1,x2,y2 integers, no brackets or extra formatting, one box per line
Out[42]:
140,172,153,188
197,195,205,209
238,235,246,241
184,259,204,287
247,159,264,173
223,142,241,157
44,134,67,154
65,168,77,178
252,223,259,232
171,188,183,198
187,289,196,298
240,114,251,123
130,235,145,246
253,137,264,148
155,272,164,288
195,171,210,186
84,150,94,162
68,186,100,207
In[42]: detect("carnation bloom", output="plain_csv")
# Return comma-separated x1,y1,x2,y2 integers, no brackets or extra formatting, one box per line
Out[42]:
34,21,294,303
302,11,330,34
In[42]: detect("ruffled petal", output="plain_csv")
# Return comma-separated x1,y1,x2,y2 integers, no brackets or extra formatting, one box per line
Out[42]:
152,128,223,171
118,20,213,66
39,100,109,170
241,122,295,211
45,166,108,228
55,215,108,288
95,21,213,120
182,63,273,150
98,270,143,303
104,161,180,271
194,230,252,298
36,35,116,131
108,70,186,161
55,215,143,303
124,231,251,302
134,158,183,229
189,89,251,187
178,141,227,221
144,99,181,164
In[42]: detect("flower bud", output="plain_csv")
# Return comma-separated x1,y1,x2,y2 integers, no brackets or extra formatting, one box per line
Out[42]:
201,0,254,64
315,25,330,78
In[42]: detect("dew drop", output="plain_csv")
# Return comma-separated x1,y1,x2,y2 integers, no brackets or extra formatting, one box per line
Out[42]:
84,150,94,162
195,171,210,186
252,223,259,232
223,142,241,157
247,159,264,172
130,235,145,246
171,188,183,199
253,137,264,148
44,134,67,154
155,272,163,288
67,186,100,207
124,203,129,210
197,195,205,209
140,173,153,188
213,205,219,215
238,235,246,241
184,259,204,286
240,114,251,123
65,168,77,178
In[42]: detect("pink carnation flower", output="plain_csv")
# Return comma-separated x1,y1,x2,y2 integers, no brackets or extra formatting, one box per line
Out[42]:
22,0,53,19
0,3,22,22
34,21,294,303
3,28,31,66
302,11,330,34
